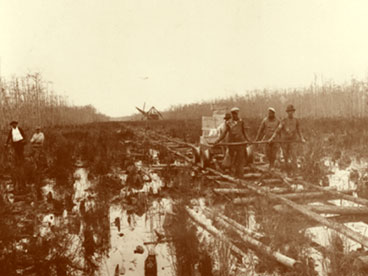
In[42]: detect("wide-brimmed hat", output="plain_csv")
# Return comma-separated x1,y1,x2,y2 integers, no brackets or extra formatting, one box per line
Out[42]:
286,104,296,112
230,107,240,113
35,126,41,130
224,113,231,120
268,107,276,113
9,120,18,125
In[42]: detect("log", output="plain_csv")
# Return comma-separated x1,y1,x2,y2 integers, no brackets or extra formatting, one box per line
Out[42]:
243,173,263,179
296,179,368,207
356,255,368,268
150,164,187,168
150,139,192,163
262,169,366,206
214,186,311,196
207,168,368,248
157,134,197,149
233,197,257,204
203,207,263,240
262,178,283,185
201,208,301,269
214,188,252,195
214,180,237,187
274,204,368,215
205,175,223,180
233,192,341,205
185,207,249,259
210,140,303,146
277,191,337,200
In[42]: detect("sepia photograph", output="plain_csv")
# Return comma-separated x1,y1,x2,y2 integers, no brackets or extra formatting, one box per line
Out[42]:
2,0,368,275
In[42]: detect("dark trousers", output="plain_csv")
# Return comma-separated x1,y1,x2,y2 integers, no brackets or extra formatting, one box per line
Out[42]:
12,141,25,165
281,142,297,172
265,143,279,168
229,145,247,178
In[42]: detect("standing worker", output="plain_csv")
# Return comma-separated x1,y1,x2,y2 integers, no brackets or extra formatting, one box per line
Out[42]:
217,112,232,168
30,126,45,150
5,121,26,165
214,107,252,178
30,126,45,167
216,112,232,137
269,104,305,175
255,107,280,170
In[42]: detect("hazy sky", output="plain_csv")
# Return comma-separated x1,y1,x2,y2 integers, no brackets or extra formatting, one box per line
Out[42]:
1,0,368,117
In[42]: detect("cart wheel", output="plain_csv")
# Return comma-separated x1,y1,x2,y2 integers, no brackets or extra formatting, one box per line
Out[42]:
192,146,201,164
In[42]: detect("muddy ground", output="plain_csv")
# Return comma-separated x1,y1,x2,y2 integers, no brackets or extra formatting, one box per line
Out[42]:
2,121,368,276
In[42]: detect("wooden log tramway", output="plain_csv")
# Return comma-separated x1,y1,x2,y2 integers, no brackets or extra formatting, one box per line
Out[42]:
133,128,368,264
207,167,368,248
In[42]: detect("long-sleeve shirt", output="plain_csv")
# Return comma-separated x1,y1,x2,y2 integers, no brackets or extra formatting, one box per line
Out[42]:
216,121,229,142
255,117,280,141
6,127,25,144
30,132,45,145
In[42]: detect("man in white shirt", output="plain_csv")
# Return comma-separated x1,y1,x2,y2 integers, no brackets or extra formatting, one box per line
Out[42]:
30,126,45,163
30,126,45,147
6,121,26,165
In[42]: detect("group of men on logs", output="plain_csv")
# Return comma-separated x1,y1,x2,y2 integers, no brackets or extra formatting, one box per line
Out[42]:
211,104,306,178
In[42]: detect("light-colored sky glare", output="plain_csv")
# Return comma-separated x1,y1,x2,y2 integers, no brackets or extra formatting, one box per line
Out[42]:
1,0,368,117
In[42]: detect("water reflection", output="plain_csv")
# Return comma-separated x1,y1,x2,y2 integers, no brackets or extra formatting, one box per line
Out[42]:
100,199,175,275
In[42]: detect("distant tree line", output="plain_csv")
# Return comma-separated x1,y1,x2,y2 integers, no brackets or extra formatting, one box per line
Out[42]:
162,78,368,119
0,73,108,130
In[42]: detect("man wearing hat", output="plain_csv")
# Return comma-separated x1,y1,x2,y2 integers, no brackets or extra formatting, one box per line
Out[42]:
217,112,232,137
5,121,26,165
269,104,305,174
214,107,252,177
255,107,280,169
216,112,232,168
